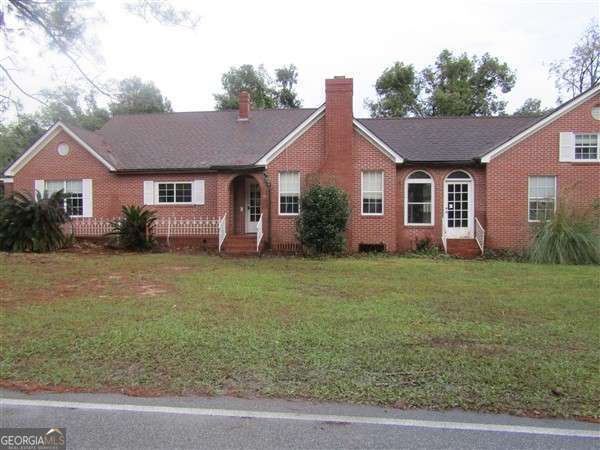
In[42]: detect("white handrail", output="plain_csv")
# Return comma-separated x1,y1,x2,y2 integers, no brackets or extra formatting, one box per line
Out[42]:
256,214,263,252
475,217,485,254
218,213,227,253
442,232,447,253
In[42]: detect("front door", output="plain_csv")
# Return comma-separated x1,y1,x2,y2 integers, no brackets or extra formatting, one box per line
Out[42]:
245,180,261,233
444,179,473,239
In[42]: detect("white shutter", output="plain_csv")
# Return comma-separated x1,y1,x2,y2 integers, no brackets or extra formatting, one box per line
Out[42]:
143,181,154,205
192,180,205,205
559,132,575,162
34,179,45,198
82,179,93,217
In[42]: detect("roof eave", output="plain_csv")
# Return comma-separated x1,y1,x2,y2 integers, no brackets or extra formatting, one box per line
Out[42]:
3,121,117,177
480,84,600,163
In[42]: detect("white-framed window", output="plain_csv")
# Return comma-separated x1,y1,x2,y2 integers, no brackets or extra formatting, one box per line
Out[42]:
361,171,384,215
45,180,84,216
404,171,434,225
279,171,300,215
528,176,556,222
575,134,598,160
560,132,600,162
156,182,192,204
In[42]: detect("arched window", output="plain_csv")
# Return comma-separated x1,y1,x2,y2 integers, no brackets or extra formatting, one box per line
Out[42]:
446,170,471,179
405,171,434,225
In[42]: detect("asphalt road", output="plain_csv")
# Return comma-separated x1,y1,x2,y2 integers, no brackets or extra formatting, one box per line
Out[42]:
1,390,598,449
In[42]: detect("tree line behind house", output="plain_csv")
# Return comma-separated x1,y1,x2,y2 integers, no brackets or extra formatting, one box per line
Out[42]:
0,0,597,170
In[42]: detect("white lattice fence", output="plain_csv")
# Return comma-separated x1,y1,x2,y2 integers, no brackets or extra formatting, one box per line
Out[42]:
153,217,220,236
67,217,219,237
66,217,116,236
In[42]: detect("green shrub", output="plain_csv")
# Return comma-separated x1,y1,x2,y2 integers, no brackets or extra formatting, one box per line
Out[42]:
0,190,70,252
296,184,350,255
108,205,157,251
529,205,599,265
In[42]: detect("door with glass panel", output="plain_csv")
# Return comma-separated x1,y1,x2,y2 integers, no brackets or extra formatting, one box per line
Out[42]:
443,171,473,239
245,180,261,233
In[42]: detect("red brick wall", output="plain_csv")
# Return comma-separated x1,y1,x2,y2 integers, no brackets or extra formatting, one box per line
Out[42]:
395,166,486,252
486,92,600,250
12,129,219,219
267,119,400,252
349,132,397,252
266,118,326,246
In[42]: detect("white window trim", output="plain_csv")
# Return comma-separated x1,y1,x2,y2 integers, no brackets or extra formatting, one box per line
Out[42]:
45,180,84,218
361,171,384,216
278,171,300,216
527,176,557,223
573,133,600,162
404,170,435,226
155,181,193,205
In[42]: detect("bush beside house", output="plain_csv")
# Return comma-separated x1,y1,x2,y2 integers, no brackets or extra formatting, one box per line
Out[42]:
296,184,350,255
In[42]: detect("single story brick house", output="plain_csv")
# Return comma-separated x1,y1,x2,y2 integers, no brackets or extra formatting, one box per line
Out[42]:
2,78,599,256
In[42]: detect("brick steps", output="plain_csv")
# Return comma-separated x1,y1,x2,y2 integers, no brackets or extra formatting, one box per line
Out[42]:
446,239,481,259
222,234,261,256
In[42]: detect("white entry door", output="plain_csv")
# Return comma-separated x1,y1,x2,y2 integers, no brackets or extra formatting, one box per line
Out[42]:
245,180,261,233
444,175,474,239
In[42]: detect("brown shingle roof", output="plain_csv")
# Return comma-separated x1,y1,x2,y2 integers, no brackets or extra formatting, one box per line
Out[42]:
67,124,120,169
95,108,318,170
65,111,546,170
357,116,543,163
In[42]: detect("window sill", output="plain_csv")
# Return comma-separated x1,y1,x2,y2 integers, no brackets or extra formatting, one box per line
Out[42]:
279,213,299,217
154,203,199,206
404,223,435,228
361,213,384,217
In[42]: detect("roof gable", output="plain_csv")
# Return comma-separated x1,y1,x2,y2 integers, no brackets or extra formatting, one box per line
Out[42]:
480,84,600,163
3,122,116,177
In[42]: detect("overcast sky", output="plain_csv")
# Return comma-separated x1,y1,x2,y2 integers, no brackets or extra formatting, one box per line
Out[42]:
14,0,600,117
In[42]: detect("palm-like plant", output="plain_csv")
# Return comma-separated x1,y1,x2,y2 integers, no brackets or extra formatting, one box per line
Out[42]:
108,205,157,250
529,204,600,265
0,190,70,252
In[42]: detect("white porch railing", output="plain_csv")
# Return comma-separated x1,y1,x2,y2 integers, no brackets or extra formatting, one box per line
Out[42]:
256,214,263,252
67,217,115,236
475,217,485,254
218,213,227,253
441,231,447,253
67,217,219,238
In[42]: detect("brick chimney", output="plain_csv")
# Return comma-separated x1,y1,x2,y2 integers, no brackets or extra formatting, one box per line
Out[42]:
321,76,354,191
238,91,250,121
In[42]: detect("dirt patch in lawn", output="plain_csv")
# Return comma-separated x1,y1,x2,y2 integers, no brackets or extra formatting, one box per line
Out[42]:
0,254,192,307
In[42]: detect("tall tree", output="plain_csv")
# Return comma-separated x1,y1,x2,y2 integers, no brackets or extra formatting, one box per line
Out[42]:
513,98,552,117
0,77,172,168
109,77,172,115
366,50,516,117
0,115,43,169
274,65,301,108
214,64,301,110
36,85,111,130
0,0,199,117
549,20,600,101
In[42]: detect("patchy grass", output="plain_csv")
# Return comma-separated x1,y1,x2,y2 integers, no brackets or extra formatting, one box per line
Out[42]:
0,252,598,419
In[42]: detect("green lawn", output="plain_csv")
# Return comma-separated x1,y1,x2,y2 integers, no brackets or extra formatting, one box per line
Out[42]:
0,252,598,418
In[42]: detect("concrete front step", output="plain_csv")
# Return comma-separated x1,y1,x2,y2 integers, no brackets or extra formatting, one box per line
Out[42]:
446,239,482,259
